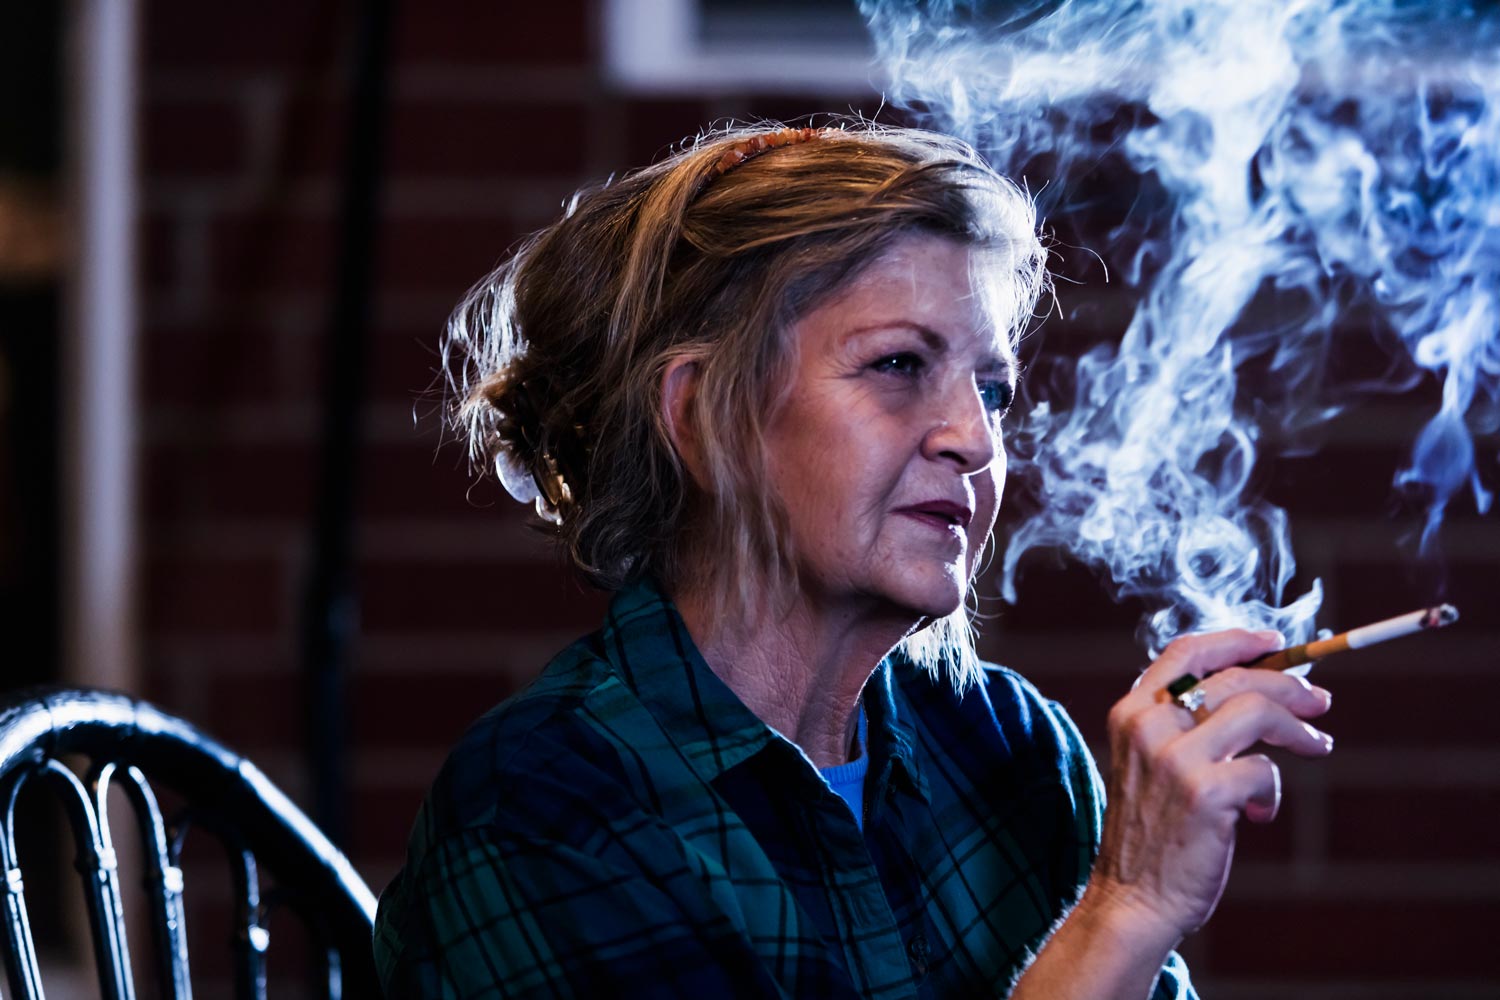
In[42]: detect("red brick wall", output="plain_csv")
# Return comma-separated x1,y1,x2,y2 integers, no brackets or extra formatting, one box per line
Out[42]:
139,3,1500,995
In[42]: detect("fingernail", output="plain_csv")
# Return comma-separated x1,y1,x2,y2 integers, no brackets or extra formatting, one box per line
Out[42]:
1313,686,1333,708
1257,629,1286,647
1303,723,1334,751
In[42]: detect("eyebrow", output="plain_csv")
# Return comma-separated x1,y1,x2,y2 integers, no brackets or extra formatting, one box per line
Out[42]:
844,321,1018,376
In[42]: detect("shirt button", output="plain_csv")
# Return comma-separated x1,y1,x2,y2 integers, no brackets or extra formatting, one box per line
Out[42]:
907,933,930,978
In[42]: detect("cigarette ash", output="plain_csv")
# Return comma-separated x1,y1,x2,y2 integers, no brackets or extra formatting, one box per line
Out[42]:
1421,603,1461,629
861,0,1500,654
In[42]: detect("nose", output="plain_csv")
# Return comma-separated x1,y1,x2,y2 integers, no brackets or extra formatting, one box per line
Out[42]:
921,376,998,474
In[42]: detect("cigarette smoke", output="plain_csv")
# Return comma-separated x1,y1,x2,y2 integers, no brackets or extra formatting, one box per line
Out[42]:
861,0,1500,653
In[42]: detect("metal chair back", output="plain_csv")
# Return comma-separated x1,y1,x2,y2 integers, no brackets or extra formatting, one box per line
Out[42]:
0,687,377,999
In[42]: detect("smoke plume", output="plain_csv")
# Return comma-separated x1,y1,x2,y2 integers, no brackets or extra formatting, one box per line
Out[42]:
862,0,1500,652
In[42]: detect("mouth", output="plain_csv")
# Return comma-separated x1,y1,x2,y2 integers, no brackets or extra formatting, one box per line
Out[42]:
895,500,973,531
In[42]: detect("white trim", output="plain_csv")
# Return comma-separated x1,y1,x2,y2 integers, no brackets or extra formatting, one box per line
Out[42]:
602,0,880,95
64,0,139,693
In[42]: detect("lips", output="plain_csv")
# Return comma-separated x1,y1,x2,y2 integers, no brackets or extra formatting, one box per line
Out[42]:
895,500,973,530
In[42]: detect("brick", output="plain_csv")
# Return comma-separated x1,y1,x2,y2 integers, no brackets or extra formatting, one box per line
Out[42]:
1330,558,1500,632
141,663,184,711
144,443,316,524
1264,442,1431,518
358,556,605,635
353,672,522,751
1230,796,1298,863
175,835,239,941
366,325,452,407
210,213,336,293
140,214,181,292
145,99,248,176
146,0,344,73
1328,787,1500,862
202,672,302,751
146,647,300,747
393,2,592,67
976,632,1144,686
352,782,429,862
143,555,286,635
142,327,285,408
975,556,1146,634
376,215,519,298
1311,672,1500,748
360,861,405,911
257,918,318,987
262,88,349,179
1020,671,1119,751
386,101,590,178
355,441,508,519
621,98,716,167
1205,900,1500,977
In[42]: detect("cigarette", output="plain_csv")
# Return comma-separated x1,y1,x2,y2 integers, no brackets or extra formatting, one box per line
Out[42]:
1245,604,1460,672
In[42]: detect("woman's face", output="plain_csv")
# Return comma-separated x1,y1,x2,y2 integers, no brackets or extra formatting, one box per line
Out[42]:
765,233,1018,625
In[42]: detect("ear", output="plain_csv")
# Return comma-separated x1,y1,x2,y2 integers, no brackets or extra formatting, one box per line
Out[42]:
661,356,707,487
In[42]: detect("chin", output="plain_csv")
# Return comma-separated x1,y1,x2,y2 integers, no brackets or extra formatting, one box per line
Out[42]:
881,565,967,622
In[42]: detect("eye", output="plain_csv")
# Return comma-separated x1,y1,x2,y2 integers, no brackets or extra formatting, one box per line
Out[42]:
870,352,925,377
978,378,1015,414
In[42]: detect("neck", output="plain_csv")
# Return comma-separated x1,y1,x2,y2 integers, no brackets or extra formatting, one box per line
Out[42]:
672,577,913,769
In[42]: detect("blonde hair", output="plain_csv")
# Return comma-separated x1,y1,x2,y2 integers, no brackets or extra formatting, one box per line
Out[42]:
444,120,1046,690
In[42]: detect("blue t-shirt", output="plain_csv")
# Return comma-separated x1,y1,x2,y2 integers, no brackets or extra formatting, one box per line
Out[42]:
819,706,870,829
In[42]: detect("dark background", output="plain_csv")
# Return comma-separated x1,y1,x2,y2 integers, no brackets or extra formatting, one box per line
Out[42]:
4,2,1497,997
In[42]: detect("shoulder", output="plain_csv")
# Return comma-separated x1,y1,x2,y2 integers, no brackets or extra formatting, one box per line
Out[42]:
895,657,1086,764
374,624,792,996
891,657,1100,820
415,631,661,844
977,661,1055,724
977,662,1092,762
979,663,1101,813
375,635,689,985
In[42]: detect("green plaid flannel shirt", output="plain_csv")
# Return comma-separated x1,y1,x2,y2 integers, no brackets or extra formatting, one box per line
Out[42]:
375,580,1195,998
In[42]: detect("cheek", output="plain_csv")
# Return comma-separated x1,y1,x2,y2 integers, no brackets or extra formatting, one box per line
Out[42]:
768,425,867,551
968,464,1004,562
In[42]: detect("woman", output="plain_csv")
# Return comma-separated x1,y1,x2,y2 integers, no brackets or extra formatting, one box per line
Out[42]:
374,123,1333,998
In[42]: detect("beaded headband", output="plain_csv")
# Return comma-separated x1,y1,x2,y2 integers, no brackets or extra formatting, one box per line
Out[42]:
702,127,826,191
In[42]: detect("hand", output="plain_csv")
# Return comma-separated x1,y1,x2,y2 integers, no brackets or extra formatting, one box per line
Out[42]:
1084,629,1334,947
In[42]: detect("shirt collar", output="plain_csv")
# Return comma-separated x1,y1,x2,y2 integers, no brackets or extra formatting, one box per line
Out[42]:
600,579,774,781
599,578,930,801
864,650,932,803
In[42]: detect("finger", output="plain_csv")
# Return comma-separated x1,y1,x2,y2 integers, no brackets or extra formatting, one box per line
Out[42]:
1176,692,1334,762
1217,754,1281,824
1111,699,1199,756
1138,628,1286,695
1190,667,1332,719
